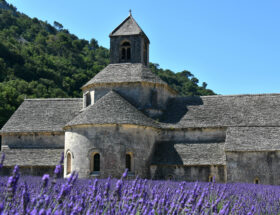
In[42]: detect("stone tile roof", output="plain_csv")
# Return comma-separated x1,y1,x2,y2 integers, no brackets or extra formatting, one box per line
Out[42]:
152,142,226,165
82,63,167,89
66,91,159,128
161,94,280,128
0,149,63,166
1,98,83,133
110,15,149,41
225,127,280,151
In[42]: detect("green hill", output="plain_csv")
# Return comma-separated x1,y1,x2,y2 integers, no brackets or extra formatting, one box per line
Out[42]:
0,0,214,128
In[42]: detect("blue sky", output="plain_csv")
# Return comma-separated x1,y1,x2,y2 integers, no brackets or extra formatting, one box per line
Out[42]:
6,0,280,95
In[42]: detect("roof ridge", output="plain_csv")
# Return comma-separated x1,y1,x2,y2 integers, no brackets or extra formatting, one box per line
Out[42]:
110,15,131,36
24,98,82,101
108,63,144,66
196,93,280,98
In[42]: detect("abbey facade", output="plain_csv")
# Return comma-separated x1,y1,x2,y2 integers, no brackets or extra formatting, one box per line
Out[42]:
1,15,280,184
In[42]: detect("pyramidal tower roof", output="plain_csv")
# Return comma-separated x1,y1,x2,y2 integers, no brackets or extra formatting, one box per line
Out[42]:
82,63,167,89
109,13,149,42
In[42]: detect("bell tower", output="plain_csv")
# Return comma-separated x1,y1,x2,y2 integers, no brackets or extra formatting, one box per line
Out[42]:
81,12,177,116
109,12,150,66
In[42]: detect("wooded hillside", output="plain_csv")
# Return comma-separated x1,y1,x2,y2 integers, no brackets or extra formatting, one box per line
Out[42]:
0,0,214,128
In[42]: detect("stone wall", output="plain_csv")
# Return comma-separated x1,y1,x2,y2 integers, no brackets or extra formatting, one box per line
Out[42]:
159,128,226,144
83,83,175,116
1,133,64,149
150,165,226,182
226,151,280,185
64,125,158,178
110,35,149,65
150,128,227,182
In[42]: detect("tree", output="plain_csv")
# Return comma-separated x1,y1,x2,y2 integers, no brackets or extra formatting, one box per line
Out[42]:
53,21,63,31
0,2,215,129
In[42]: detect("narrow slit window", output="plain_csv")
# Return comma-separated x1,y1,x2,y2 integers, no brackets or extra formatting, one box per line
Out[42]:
86,92,91,107
125,153,132,172
93,153,100,172
67,152,71,175
254,178,259,184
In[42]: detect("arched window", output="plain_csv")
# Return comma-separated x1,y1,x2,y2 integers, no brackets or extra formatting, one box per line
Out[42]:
93,153,100,172
209,175,213,182
125,153,132,172
167,175,174,180
120,41,131,61
254,177,260,184
66,152,72,175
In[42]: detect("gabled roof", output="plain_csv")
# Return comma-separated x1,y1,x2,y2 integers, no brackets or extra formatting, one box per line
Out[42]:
110,15,149,42
160,94,280,128
1,98,83,133
65,91,159,128
225,127,280,151
82,63,169,89
152,142,226,165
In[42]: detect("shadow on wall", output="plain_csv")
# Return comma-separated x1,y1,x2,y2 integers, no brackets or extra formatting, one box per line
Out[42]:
151,142,184,165
160,96,203,123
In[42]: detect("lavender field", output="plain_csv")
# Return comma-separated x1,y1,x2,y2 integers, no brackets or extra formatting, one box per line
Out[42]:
0,155,279,214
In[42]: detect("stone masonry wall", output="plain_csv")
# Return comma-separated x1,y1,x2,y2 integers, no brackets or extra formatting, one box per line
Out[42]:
110,35,145,64
150,165,226,182
226,151,280,185
152,128,227,182
2,133,64,149
84,83,174,116
159,128,226,143
64,125,158,178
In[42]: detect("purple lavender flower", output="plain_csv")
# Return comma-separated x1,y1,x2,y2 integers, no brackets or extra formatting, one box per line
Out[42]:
122,168,128,178
39,208,46,215
5,165,20,205
54,165,62,176
0,166,279,214
42,174,50,188
114,179,123,201
103,177,110,199
21,182,30,214
218,201,230,215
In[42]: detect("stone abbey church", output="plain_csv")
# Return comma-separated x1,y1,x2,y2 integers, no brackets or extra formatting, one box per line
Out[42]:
1,14,280,184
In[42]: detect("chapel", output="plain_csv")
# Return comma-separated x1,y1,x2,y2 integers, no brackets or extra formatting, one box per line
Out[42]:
1,14,280,184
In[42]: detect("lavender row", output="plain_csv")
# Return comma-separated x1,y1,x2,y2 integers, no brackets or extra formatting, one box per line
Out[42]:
0,154,279,214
